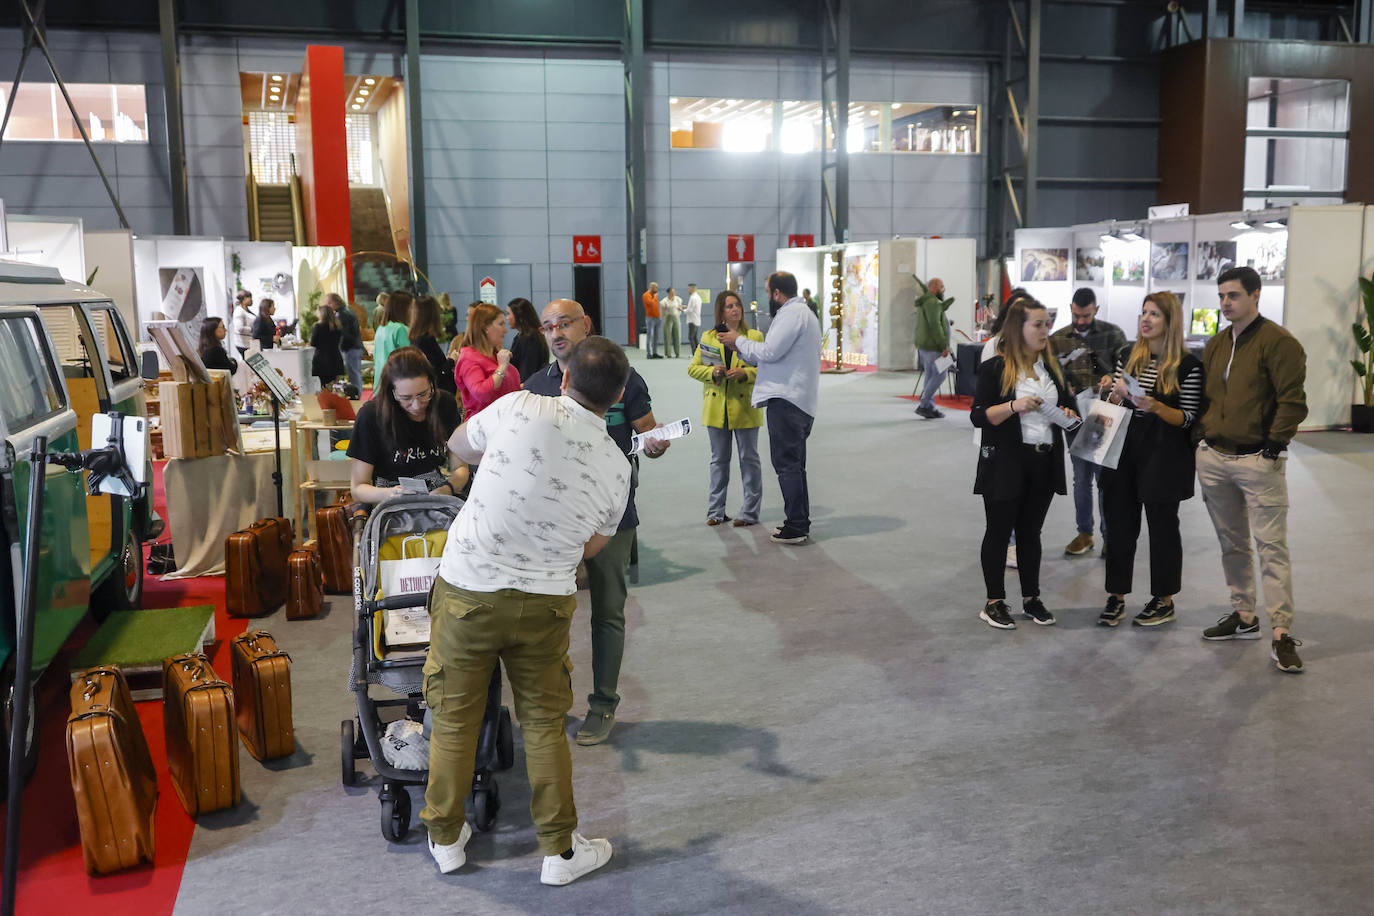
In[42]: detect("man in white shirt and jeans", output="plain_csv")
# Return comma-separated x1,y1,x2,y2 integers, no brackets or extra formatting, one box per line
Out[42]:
421,336,632,886
684,283,703,352
718,270,822,545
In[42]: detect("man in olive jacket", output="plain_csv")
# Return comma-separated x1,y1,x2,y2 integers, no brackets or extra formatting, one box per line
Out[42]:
1196,266,1308,673
913,276,954,419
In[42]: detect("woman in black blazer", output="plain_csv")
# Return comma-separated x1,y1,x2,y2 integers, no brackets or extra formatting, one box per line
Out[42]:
197,317,237,373
971,298,1080,629
1095,291,1205,628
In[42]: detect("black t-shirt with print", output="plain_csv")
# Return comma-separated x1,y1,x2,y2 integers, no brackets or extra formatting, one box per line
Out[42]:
524,361,651,531
347,392,461,490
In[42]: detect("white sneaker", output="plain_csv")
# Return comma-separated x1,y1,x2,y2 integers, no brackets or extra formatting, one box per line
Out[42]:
1006,545,1018,569
428,821,472,874
540,832,613,886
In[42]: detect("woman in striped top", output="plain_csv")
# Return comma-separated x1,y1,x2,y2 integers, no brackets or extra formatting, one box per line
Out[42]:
1095,291,1205,627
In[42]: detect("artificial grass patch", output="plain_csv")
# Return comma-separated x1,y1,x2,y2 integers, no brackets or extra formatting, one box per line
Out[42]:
70,605,215,671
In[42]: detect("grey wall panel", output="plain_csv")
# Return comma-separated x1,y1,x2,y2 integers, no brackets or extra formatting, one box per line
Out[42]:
189,176,249,237
421,58,545,92
890,179,983,210
545,122,631,152
543,61,622,95
850,207,895,237
108,50,165,84
422,91,546,122
890,154,983,183
544,93,624,124
0,144,118,176
424,149,548,180
183,113,244,150
547,151,622,180
426,178,549,209
427,206,550,239
668,153,780,181
670,179,784,210
179,47,240,86
1041,62,1159,119
547,179,622,209
115,144,170,179
115,176,175,207
426,120,549,151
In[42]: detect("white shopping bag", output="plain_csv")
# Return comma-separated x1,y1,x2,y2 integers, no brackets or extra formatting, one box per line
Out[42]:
380,534,441,646
1069,398,1132,470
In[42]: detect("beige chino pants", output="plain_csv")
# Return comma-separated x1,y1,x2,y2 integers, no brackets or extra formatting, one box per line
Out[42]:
1195,442,1295,631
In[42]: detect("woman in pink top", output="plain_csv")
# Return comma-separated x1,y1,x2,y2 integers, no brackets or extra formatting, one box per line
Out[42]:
454,302,521,417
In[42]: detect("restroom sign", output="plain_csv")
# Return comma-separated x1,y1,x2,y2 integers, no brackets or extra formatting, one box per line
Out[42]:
788,234,814,248
573,235,601,264
727,234,754,262
479,276,497,305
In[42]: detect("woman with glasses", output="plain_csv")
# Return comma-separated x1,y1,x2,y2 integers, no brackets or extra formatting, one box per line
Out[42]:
454,302,521,419
347,346,467,504
687,290,764,526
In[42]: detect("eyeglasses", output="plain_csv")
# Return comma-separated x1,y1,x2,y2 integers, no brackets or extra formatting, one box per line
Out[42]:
393,387,434,406
541,318,578,334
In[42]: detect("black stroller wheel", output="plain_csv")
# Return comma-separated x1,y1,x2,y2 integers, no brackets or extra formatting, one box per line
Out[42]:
340,719,356,786
496,708,515,771
381,787,412,842
472,780,500,833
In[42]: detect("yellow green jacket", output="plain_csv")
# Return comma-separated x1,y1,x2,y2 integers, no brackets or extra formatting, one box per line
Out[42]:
687,327,765,429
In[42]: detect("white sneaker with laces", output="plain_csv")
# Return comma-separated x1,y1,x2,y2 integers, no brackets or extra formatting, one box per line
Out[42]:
540,832,613,886
428,821,472,874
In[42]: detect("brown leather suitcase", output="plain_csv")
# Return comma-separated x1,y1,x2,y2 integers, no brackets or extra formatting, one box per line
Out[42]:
225,530,263,617
315,504,352,594
230,630,294,760
286,546,324,620
163,653,240,816
66,666,158,875
248,517,293,605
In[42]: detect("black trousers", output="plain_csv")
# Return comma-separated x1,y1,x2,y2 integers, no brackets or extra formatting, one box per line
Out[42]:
980,448,1056,601
766,398,814,533
1102,466,1183,598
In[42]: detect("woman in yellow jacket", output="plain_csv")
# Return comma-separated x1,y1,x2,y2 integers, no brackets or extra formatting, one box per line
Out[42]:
688,290,765,526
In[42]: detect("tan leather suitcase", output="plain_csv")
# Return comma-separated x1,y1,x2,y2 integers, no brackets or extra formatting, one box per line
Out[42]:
163,653,240,815
286,546,324,620
225,530,264,617
66,666,158,875
247,517,293,605
230,630,294,760
314,504,352,593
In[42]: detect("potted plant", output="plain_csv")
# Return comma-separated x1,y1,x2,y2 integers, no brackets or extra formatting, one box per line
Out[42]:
1353,274,1374,432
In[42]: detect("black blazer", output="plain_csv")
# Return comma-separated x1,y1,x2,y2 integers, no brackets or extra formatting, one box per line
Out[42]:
200,343,237,374
970,355,1077,499
1100,350,1204,503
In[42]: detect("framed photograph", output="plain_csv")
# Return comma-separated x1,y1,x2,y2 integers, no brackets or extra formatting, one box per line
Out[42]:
1075,247,1105,282
1150,242,1189,282
1242,235,1286,282
1020,248,1069,282
1194,241,1237,281
1190,307,1220,336
1112,252,1145,285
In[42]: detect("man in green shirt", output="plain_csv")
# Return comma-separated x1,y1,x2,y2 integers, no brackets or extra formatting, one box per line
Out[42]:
913,276,954,418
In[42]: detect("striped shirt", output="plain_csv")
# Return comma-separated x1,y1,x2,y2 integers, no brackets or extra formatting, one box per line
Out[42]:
1112,356,1203,427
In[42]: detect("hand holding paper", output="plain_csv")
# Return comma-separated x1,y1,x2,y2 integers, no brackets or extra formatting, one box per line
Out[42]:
1038,401,1083,432
630,418,692,455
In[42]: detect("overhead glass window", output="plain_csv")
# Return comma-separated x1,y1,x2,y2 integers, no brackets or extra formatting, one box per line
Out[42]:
0,82,148,143
248,110,298,184
1243,77,1349,208
669,97,979,154
346,113,375,185
0,315,66,430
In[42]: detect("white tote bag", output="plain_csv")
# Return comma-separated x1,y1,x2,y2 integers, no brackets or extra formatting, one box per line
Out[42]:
1069,398,1132,470
380,534,441,646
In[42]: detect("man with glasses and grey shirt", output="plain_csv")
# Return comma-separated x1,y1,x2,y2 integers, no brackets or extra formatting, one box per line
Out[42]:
718,270,822,545
1196,266,1308,673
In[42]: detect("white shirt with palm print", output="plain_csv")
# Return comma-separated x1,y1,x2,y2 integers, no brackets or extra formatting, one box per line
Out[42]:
438,390,629,596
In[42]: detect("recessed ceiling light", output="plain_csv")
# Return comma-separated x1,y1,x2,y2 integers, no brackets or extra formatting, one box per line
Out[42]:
351,104,361,110
1230,219,1253,230
271,74,283,82
364,77,376,85
360,88,369,96
892,103,901,110
868,109,879,116
670,97,678,103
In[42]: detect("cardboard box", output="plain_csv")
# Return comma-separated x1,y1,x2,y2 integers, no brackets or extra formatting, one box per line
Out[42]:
189,382,211,457
205,376,225,454
159,381,194,458
205,370,242,454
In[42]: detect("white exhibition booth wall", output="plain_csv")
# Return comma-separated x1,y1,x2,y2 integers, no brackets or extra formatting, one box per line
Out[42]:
777,237,976,371
1016,204,1371,430
4,213,87,285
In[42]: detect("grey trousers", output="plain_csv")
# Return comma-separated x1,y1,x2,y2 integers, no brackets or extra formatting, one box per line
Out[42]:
707,425,762,523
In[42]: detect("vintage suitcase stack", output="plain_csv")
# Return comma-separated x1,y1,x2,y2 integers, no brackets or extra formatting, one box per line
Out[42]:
66,666,159,875
226,516,294,617
230,631,295,760
314,504,353,594
286,544,324,620
163,653,241,816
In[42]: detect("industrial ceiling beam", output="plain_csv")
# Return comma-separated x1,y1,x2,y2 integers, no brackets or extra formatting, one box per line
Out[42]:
624,0,648,344
405,0,427,289
160,0,189,234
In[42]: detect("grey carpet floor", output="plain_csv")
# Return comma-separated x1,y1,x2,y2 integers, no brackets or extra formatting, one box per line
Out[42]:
173,355,1374,915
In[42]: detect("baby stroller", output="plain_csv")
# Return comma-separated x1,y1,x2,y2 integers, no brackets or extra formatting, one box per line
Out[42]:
340,493,515,842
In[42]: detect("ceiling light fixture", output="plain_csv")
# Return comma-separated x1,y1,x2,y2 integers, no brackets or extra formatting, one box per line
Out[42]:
1263,217,1287,229
360,88,370,96
364,77,376,85
1121,226,1144,242
351,103,361,110
1099,225,1120,243
1230,217,1254,230
670,97,678,104
271,74,283,82
892,103,901,110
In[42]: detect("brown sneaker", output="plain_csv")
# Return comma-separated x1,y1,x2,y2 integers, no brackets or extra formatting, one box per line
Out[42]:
1065,532,1094,556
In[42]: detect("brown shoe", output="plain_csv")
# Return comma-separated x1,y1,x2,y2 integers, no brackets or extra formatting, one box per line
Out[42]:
706,516,730,526
1065,532,1094,556
732,519,756,527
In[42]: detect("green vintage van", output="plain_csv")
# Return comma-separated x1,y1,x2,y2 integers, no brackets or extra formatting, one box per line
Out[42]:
0,261,153,782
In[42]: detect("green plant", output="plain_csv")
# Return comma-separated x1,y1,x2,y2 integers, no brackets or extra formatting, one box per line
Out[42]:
1354,274,1374,406
298,286,325,340
230,251,243,291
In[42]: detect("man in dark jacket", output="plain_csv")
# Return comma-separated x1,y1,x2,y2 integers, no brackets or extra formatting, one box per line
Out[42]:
912,276,954,419
326,292,365,393
1050,288,1126,557
1196,266,1307,673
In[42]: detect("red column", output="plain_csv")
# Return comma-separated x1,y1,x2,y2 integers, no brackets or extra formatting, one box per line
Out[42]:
296,45,352,299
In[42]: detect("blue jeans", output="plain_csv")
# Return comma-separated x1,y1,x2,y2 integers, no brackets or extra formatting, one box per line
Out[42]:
1071,454,1105,537
766,398,814,533
343,347,363,394
707,425,762,523
645,317,663,356
916,348,947,410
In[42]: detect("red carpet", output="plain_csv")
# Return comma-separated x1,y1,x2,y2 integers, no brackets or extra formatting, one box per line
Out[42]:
0,459,245,914
898,393,973,411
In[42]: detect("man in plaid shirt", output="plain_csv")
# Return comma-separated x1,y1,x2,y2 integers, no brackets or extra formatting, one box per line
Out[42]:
1050,288,1126,557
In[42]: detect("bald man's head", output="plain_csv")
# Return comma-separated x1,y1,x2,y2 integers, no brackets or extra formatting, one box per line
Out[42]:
541,299,592,364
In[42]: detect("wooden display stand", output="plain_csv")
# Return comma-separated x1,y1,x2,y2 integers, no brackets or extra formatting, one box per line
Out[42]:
290,418,354,541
